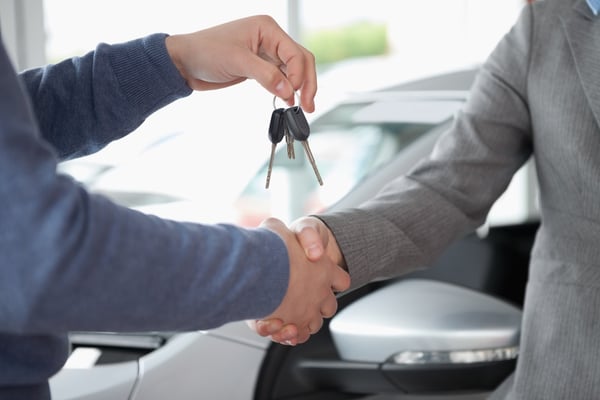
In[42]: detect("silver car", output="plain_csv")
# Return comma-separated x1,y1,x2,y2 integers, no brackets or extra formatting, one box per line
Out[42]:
51,67,534,400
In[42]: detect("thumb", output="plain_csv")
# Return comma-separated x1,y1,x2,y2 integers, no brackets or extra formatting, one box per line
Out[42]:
242,53,295,105
292,217,328,261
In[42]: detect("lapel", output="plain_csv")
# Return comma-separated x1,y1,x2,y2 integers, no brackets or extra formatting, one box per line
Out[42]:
561,0,600,123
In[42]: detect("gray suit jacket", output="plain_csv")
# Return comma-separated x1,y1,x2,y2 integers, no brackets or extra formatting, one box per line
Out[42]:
320,0,600,398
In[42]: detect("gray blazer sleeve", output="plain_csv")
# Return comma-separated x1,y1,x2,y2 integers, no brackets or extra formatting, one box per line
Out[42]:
319,5,535,290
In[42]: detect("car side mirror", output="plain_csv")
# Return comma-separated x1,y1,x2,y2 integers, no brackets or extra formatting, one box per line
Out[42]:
329,279,521,394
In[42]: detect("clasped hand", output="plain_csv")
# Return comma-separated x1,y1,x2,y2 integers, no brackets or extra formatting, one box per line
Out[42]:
248,217,347,345
166,16,339,344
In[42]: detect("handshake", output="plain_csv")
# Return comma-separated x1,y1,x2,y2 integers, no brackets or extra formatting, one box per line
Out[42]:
247,216,350,346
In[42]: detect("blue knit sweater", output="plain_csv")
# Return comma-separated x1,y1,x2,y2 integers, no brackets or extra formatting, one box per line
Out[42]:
0,33,289,399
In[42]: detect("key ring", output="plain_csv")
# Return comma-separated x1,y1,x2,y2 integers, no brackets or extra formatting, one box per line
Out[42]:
273,91,302,110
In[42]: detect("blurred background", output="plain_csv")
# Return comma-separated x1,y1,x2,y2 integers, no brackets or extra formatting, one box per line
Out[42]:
1,0,529,226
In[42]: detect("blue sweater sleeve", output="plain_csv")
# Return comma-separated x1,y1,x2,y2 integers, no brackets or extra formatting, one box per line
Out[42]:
0,33,290,334
20,33,192,159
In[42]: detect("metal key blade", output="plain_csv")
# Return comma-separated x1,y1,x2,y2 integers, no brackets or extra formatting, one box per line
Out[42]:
284,125,295,160
300,141,323,186
265,143,277,188
284,106,322,185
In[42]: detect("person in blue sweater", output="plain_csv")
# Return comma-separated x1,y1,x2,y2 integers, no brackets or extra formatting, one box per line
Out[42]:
0,15,350,399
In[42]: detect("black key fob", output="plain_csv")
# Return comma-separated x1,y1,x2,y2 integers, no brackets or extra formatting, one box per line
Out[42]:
284,106,310,141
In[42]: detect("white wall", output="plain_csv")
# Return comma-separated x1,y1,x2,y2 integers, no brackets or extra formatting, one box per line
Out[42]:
0,0,45,69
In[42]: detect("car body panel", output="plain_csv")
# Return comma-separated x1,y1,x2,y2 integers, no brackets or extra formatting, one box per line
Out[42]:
50,361,138,400
131,331,266,400
330,279,521,363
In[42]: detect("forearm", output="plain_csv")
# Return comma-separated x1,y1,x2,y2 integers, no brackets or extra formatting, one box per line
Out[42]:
319,6,536,291
2,188,289,333
19,33,192,160
318,177,479,290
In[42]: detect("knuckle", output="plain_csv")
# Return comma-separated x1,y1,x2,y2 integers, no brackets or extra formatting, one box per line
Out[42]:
256,14,275,25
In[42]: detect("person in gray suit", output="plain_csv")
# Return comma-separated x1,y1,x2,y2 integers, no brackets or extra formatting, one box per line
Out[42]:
252,0,600,397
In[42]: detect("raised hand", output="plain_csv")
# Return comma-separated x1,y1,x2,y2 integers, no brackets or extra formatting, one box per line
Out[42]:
252,217,350,345
165,15,317,111
249,216,348,345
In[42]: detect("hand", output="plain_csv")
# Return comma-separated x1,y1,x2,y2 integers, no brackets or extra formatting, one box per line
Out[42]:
252,217,350,345
249,216,348,345
165,15,317,112
293,216,345,267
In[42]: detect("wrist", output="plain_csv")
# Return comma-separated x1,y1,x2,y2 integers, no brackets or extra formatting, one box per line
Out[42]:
327,230,347,271
165,35,192,87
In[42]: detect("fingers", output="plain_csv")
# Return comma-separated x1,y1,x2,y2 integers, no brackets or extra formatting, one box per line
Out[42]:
289,215,351,296
259,217,344,343
275,45,317,112
294,217,348,270
331,265,351,293
321,291,339,318
249,55,316,113
252,217,351,347
247,318,283,337
240,53,296,106
248,318,300,346
166,15,317,112
269,296,333,345
292,217,327,261
244,19,316,112
251,15,316,111
267,291,336,344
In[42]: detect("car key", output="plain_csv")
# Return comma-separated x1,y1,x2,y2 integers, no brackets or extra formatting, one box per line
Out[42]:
265,108,286,188
284,123,295,160
284,106,323,186
271,95,295,161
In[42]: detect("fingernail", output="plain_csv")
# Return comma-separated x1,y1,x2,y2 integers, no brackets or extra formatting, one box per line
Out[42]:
256,320,269,332
275,80,286,95
280,328,293,340
275,80,294,105
305,244,321,259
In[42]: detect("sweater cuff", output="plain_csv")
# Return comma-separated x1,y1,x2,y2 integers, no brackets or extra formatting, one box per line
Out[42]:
107,33,192,113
